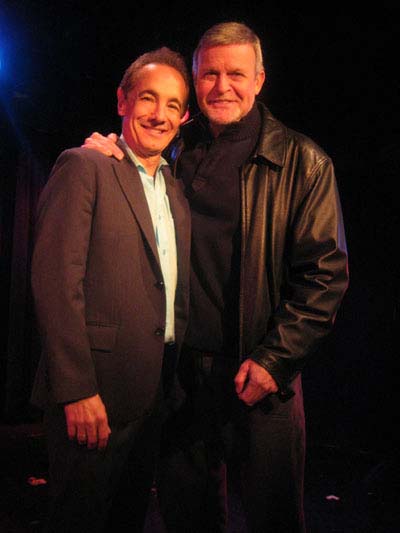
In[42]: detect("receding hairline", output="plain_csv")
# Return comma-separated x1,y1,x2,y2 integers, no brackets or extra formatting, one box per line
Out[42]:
119,47,190,109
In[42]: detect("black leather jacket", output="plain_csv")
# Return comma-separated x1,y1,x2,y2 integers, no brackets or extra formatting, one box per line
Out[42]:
170,103,349,392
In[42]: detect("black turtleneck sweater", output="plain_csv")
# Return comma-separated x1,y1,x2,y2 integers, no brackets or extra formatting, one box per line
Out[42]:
178,104,262,357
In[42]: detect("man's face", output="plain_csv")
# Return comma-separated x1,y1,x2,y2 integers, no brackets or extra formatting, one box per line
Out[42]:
117,63,187,160
194,43,265,136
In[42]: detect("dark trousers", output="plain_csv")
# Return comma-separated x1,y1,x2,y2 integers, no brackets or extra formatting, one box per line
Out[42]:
157,348,306,533
43,403,163,533
42,344,179,533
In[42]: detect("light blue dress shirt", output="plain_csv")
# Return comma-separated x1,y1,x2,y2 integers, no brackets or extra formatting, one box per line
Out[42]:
121,137,178,342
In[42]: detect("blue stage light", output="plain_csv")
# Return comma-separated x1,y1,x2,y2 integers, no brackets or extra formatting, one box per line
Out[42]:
0,9,19,84
0,46,4,74
0,30,8,81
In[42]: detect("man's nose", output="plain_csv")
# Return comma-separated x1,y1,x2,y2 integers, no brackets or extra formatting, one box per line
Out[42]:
151,103,167,121
214,74,230,93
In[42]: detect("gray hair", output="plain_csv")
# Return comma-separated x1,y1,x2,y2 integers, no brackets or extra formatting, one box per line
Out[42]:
192,22,264,76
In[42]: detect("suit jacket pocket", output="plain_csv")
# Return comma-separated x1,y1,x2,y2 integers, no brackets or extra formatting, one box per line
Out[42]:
86,323,119,352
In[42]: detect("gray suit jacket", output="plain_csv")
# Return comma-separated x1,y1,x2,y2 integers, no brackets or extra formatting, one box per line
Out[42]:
31,142,191,423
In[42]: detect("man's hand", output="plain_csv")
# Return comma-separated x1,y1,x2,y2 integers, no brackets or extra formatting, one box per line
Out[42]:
64,394,111,450
82,132,124,160
234,359,279,406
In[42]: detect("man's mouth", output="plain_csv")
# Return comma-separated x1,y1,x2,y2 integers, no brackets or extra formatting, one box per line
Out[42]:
141,125,168,135
208,99,237,106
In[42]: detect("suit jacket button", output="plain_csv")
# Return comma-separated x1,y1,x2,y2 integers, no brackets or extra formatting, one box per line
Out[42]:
155,280,164,289
155,328,165,336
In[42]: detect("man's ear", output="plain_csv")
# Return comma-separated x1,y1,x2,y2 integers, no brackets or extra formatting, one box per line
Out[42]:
117,87,126,116
180,108,190,124
255,70,266,96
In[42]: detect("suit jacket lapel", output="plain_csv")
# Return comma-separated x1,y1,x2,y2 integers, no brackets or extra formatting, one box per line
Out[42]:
163,165,189,258
111,142,161,268
163,165,191,335
111,141,191,325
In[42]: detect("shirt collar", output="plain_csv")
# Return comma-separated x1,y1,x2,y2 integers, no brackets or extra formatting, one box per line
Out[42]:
120,135,168,175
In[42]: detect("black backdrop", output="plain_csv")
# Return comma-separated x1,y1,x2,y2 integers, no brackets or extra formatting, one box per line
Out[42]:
1,2,398,457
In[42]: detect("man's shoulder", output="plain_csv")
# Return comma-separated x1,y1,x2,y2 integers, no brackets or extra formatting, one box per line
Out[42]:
258,104,331,167
286,126,330,162
54,146,117,168
45,146,123,195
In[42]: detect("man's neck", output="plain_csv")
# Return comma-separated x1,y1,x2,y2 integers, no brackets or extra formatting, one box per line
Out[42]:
120,135,161,177
134,153,161,177
209,122,226,138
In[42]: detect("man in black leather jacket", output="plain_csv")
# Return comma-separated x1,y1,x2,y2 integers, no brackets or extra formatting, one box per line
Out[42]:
84,21,348,533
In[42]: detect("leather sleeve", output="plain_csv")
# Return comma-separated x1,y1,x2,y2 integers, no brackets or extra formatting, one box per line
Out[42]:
250,156,349,392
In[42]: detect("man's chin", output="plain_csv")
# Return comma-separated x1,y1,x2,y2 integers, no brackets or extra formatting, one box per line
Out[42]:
206,110,241,128
142,140,173,156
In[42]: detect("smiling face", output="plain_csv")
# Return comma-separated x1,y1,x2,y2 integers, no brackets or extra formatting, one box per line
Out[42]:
117,63,187,171
194,43,265,136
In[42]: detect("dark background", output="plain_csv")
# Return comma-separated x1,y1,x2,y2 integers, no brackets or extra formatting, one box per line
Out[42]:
1,2,398,460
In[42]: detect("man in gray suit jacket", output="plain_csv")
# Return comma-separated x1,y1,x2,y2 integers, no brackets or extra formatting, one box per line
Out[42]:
30,47,191,532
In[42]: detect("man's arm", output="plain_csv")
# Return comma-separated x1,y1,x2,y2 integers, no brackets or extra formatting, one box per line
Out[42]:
236,156,348,405
259,158,347,389
32,149,111,449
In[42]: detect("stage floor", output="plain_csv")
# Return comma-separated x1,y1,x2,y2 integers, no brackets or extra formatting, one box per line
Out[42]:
0,423,398,532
